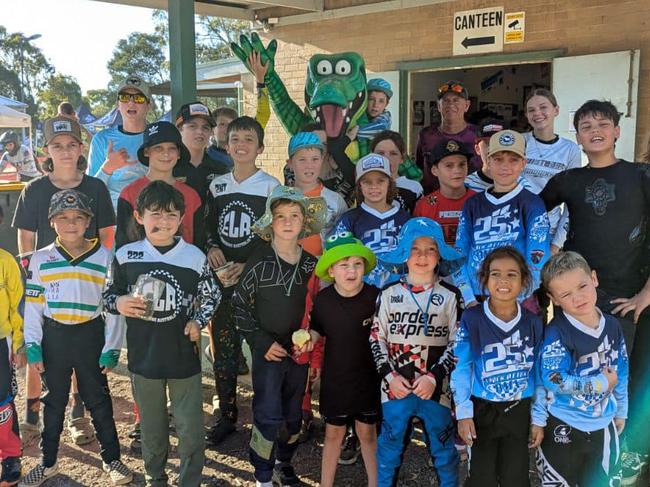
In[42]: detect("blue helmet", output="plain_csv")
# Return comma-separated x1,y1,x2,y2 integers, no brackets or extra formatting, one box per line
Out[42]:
288,131,325,158
367,78,393,99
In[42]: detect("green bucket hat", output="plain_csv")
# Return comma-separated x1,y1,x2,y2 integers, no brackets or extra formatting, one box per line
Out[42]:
253,185,329,242
315,231,376,282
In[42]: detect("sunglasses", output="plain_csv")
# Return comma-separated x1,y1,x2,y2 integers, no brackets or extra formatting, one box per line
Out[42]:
438,83,466,95
118,93,148,104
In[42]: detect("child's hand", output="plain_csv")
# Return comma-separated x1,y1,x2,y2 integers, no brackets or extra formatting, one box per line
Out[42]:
116,295,147,318
265,342,288,362
248,51,269,84
207,247,226,269
602,367,618,391
346,125,359,141
30,362,44,374
529,425,544,448
412,375,436,400
458,418,476,446
223,263,245,286
12,351,26,369
101,367,114,375
184,320,201,342
614,418,626,434
387,373,411,400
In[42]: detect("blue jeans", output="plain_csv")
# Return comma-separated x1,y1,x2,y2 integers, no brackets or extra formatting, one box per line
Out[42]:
378,395,458,487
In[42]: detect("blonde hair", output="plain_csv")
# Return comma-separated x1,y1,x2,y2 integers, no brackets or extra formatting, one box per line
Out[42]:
541,251,592,290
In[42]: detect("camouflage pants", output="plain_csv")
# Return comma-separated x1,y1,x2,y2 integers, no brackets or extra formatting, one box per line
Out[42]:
209,300,241,422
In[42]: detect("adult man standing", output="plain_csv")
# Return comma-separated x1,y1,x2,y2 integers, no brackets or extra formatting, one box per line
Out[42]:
415,80,480,193
87,75,151,209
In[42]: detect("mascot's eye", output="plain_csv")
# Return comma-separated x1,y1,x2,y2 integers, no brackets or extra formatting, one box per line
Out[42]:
316,60,333,75
335,60,352,75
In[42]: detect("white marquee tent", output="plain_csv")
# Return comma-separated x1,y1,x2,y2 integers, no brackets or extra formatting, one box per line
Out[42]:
0,105,31,128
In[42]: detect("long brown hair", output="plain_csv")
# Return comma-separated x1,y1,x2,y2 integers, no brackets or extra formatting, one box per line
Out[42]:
354,174,398,205
41,155,88,173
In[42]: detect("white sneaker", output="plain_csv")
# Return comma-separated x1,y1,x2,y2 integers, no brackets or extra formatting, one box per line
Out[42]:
19,463,58,487
102,460,133,485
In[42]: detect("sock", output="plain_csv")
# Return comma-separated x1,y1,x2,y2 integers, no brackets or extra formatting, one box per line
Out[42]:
70,393,84,419
25,398,39,425
255,482,273,487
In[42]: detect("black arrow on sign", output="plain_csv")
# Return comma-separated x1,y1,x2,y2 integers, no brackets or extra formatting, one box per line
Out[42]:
461,36,496,48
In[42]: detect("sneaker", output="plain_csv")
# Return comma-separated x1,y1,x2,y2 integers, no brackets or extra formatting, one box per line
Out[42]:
621,451,648,486
338,430,360,466
272,462,303,486
205,417,236,447
67,417,95,446
0,456,21,486
18,463,58,487
102,460,133,485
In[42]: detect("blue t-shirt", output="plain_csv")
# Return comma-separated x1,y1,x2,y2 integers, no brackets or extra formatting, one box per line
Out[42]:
451,301,545,425
332,201,410,288
540,310,628,432
87,125,147,209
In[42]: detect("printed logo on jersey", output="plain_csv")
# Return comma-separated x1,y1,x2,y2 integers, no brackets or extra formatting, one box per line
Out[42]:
211,183,228,194
387,312,448,339
529,214,550,243
542,339,565,370
390,295,404,304
473,205,520,244
219,200,256,248
480,331,535,401
553,424,572,444
572,336,615,412
585,178,615,216
430,293,444,306
127,251,144,260
0,405,12,425
530,250,545,264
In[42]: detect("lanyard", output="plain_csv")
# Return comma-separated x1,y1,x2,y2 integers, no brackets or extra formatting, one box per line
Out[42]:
406,284,435,334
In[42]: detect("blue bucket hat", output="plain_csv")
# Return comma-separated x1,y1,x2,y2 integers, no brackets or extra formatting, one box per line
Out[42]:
381,217,461,265
288,132,325,158
367,78,393,99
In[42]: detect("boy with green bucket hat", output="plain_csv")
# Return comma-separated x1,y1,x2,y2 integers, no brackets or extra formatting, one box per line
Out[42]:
231,185,327,487
370,217,462,487
302,231,380,487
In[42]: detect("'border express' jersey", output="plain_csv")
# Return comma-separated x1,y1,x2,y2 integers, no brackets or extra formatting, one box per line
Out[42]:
370,279,459,407
453,184,550,304
451,301,546,425
540,310,628,432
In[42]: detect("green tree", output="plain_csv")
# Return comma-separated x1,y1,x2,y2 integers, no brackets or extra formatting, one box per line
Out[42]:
85,89,115,118
0,26,54,116
37,73,83,119
107,31,169,118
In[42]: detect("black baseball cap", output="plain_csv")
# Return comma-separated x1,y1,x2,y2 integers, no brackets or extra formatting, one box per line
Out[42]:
175,102,215,127
137,121,191,166
430,139,473,165
477,118,508,138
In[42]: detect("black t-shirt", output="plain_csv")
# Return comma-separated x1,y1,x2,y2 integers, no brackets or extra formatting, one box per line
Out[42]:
183,153,230,204
12,174,115,249
540,160,650,296
311,284,381,417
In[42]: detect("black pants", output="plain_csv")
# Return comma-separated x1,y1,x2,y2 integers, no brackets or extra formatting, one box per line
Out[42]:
466,397,531,487
40,317,120,467
537,414,620,486
598,288,650,455
210,299,240,422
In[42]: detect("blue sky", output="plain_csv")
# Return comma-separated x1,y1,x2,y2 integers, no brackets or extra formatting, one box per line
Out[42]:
0,0,157,93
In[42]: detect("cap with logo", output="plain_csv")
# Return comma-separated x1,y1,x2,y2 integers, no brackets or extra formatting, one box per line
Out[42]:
48,189,94,220
488,130,526,158
355,153,392,181
477,118,508,139
288,132,325,158
118,75,151,100
429,139,473,165
43,116,83,146
175,102,215,127
367,78,393,99
137,121,191,166
437,80,469,100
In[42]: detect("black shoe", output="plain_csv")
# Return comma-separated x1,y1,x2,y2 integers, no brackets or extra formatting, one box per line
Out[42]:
238,351,249,376
272,462,303,486
0,456,21,485
297,417,313,444
338,429,360,466
205,417,236,446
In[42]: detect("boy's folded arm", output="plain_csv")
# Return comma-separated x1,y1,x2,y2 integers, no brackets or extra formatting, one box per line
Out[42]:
190,262,222,328
450,323,474,420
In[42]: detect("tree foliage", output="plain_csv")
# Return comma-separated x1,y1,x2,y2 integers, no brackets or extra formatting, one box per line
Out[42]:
38,74,83,119
85,89,114,118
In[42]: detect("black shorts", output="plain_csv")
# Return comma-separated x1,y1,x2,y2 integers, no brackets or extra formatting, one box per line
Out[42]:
324,410,379,427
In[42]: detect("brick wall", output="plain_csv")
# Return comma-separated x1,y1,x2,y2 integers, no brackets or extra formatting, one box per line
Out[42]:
238,0,650,176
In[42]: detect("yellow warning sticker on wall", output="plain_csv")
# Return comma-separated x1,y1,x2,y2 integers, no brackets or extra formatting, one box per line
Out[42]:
504,11,525,44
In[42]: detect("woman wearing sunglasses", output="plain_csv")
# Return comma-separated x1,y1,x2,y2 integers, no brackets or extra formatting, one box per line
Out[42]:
415,80,481,193
87,75,152,212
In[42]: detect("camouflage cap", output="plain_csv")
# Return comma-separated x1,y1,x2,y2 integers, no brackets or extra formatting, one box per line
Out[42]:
48,189,94,220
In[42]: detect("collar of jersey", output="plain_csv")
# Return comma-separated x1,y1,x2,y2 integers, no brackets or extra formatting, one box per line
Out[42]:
563,308,605,338
143,236,184,259
360,200,400,219
484,183,524,205
55,238,101,266
483,299,522,333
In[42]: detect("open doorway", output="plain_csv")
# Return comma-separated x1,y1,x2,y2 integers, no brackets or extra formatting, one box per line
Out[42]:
408,62,551,154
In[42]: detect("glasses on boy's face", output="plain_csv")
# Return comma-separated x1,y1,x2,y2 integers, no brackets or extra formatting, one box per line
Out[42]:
118,92,148,104
438,83,465,96
49,142,80,153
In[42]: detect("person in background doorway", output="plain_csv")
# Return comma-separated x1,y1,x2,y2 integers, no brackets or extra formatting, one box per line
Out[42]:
415,80,480,193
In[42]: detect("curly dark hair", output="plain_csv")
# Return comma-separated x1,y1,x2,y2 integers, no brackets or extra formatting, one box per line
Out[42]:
478,246,532,295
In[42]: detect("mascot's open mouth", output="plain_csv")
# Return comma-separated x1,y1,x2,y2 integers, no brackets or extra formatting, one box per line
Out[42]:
313,90,366,139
